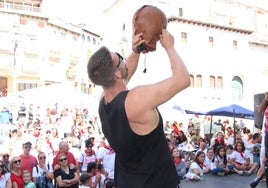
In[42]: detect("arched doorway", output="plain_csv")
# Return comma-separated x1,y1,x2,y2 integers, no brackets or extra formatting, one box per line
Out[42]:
232,76,243,102
0,77,8,97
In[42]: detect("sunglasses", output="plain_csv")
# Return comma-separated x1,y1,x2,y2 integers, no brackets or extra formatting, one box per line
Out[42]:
24,146,32,149
3,155,9,158
115,52,124,68
39,156,46,160
59,157,67,162
13,159,21,164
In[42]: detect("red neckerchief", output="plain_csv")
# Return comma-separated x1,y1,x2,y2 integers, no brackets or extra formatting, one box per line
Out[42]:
216,138,223,145
199,162,206,169
173,158,182,166
104,145,115,154
237,151,244,158
84,149,95,156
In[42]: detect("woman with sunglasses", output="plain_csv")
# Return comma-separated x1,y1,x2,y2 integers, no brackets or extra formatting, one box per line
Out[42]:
2,153,10,172
32,152,54,188
54,153,79,188
0,160,11,188
10,156,23,188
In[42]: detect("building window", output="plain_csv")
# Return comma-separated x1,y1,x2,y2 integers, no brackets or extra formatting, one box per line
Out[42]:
209,36,214,47
232,76,243,102
179,8,183,17
190,74,194,88
217,76,223,89
181,32,187,43
196,75,202,88
81,34,85,41
60,32,65,38
87,36,91,42
210,76,215,89
18,83,37,91
233,40,237,50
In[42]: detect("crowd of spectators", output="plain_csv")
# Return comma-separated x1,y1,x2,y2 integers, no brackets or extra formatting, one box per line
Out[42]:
0,102,116,187
0,102,261,187
164,117,261,183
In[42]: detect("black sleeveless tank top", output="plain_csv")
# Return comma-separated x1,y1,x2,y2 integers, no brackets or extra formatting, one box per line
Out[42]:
99,91,179,188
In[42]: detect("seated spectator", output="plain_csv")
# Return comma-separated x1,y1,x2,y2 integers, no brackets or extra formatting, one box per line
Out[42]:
196,138,208,154
203,147,214,174
10,156,23,188
225,126,234,145
211,131,225,154
251,133,262,166
19,141,38,175
190,129,201,147
176,130,188,148
53,153,79,187
233,141,259,176
0,160,11,187
86,162,104,188
77,139,97,175
32,152,54,188
22,170,36,188
185,151,205,181
171,148,186,180
79,173,93,188
211,145,233,176
52,141,76,170
1,153,10,172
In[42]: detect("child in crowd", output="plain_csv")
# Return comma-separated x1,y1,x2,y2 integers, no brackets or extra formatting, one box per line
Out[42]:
23,170,36,188
211,145,233,176
171,148,186,180
80,173,93,188
233,141,259,176
185,151,205,181
203,147,215,174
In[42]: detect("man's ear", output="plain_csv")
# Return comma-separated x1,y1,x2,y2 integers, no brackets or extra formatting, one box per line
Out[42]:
114,71,122,79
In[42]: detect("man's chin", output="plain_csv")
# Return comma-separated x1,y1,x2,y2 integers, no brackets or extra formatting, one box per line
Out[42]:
142,46,156,53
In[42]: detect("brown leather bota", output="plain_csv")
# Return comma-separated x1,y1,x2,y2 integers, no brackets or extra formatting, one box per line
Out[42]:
132,5,167,53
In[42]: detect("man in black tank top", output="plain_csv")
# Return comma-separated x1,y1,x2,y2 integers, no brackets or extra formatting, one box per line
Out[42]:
87,6,190,188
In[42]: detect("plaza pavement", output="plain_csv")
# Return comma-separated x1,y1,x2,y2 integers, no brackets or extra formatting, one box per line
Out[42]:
180,173,266,188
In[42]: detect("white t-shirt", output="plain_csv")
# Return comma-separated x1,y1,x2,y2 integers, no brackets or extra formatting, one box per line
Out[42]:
0,173,10,188
91,174,105,188
32,164,53,178
97,146,115,179
78,152,97,172
233,150,250,164
205,156,215,170
213,155,225,168
226,150,236,162
188,161,202,174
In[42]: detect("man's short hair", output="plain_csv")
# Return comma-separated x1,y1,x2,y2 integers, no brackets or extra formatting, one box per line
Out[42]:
87,46,115,87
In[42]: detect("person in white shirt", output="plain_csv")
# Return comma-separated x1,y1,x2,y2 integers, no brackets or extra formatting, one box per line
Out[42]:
185,151,205,181
204,147,215,174
211,145,233,176
77,139,97,175
97,140,115,186
233,140,259,176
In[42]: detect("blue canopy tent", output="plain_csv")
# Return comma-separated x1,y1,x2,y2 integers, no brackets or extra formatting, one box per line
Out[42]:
173,103,254,143
206,104,254,120
206,104,254,140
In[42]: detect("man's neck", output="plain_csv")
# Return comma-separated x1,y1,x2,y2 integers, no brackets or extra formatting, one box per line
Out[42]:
103,84,127,104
